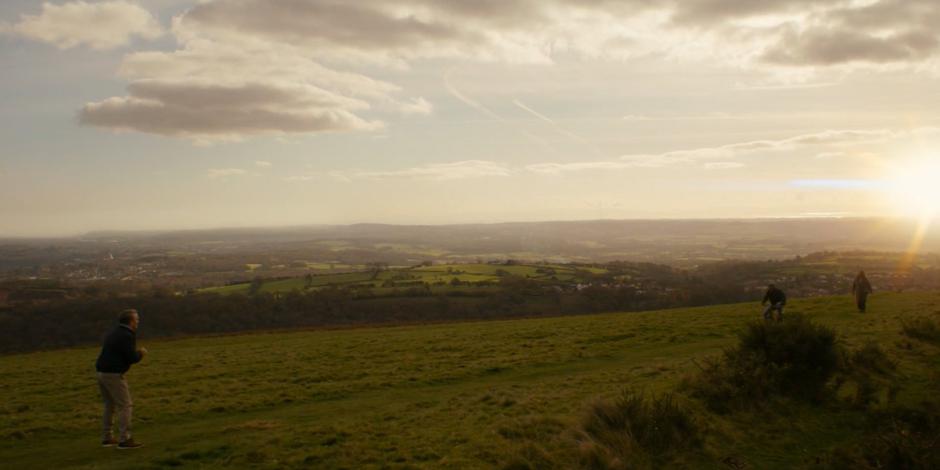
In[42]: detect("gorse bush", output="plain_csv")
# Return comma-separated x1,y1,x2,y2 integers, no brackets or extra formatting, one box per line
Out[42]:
735,315,840,400
685,315,841,411
577,391,700,469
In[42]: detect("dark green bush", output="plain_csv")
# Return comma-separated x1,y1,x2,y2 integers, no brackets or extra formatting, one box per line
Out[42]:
685,315,841,411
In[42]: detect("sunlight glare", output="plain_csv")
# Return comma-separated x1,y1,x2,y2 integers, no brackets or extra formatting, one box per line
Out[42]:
888,156,940,217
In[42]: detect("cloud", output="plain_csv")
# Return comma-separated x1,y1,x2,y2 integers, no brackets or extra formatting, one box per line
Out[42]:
207,168,247,179
70,0,940,143
526,161,639,174
173,0,683,66
11,1,162,50
704,161,745,170
398,97,433,115
75,15,443,142
528,128,899,174
255,161,272,167
789,179,883,190
342,160,513,181
738,0,940,66
78,37,415,141
129,0,940,131
176,0,940,70
283,175,317,182
764,27,940,66
668,0,821,25
79,79,382,140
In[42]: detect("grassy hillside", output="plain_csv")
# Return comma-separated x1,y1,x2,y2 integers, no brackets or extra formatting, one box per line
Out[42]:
1,292,938,469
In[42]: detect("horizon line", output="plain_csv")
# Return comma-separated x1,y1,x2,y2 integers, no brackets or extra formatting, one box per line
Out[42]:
0,214,926,240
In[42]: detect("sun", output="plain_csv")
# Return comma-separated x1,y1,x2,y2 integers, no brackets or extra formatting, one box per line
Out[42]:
886,155,940,271
888,156,940,217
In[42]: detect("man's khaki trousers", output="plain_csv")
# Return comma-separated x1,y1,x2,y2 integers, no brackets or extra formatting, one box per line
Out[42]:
97,372,132,442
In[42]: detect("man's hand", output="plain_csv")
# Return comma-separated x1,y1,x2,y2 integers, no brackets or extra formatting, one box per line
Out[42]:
138,347,148,357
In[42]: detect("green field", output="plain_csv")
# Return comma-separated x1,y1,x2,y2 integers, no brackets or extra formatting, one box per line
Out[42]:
202,263,604,295
1,292,938,468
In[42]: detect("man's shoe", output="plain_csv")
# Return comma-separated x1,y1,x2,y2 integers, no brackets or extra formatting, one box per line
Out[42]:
117,439,143,449
101,438,118,447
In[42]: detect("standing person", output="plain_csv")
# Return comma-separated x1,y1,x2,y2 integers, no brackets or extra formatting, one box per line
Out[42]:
761,284,787,322
852,270,873,313
95,309,147,449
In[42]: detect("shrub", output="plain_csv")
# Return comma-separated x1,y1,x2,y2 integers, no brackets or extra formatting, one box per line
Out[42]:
818,404,940,469
685,315,841,410
576,391,700,469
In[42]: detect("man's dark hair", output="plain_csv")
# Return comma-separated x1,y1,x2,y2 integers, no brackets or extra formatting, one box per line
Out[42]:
118,309,138,325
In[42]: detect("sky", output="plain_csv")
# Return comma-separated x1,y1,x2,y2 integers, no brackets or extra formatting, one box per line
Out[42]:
2,0,940,236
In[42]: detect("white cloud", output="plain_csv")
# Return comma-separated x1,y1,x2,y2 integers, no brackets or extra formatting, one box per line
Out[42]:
72,0,940,144
526,161,637,175
174,0,940,71
283,175,316,182
79,81,382,140
12,1,162,50
207,168,247,179
528,128,902,174
398,97,433,115
704,162,745,170
337,160,513,181
78,25,435,141
255,161,272,168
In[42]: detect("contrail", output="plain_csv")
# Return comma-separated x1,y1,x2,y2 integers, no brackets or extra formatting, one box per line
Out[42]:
443,68,503,121
512,98,604,158
443,68,557,155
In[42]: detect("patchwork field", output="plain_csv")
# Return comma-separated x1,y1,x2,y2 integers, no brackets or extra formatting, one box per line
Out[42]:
202,263,604,296
1,292,938,468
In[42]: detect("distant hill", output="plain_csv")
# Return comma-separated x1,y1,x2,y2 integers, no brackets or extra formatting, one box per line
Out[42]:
4,217,940,273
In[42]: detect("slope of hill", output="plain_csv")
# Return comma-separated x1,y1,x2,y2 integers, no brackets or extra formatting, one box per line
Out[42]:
1,292,938,468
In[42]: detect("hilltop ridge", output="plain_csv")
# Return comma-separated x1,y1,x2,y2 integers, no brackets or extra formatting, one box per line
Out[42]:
2,292,938,468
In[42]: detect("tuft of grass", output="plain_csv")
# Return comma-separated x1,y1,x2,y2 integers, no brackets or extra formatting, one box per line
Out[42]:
902,317,940,345
818,405,940,469
849,341,896,375
837,341,899,408
576,391,700,469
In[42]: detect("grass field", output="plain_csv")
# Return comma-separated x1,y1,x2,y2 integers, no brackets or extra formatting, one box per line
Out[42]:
1,292,938,468
201,263,605,296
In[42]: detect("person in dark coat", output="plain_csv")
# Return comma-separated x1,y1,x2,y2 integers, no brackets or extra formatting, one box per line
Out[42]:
95,309,147,449
761,284,787,322
852,270,873,313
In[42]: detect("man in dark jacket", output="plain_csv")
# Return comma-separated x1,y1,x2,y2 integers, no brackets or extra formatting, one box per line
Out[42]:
96,309,147,449
852,270,873,313
761,284,787,322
